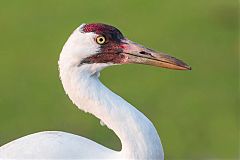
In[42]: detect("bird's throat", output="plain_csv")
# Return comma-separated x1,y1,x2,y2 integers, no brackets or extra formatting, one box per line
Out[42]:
58,61,164,159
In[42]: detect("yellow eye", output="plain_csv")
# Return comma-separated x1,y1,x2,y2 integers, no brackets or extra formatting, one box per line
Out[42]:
96,36,106,44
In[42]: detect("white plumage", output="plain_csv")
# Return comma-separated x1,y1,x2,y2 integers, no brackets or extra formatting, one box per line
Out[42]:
0,23,190,159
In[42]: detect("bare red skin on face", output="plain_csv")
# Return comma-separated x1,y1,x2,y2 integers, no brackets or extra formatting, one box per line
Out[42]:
81,52,127,64
81,23,127,64
81,23,124,41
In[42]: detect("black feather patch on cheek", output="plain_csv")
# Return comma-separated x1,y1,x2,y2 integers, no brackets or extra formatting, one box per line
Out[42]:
81,52,126,64
79,23,127,65
80,41,126,64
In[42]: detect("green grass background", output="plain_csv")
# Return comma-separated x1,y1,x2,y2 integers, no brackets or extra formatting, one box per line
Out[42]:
0,0,238,159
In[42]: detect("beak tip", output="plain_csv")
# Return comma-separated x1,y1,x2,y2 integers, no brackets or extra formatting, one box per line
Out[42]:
186,65,192,70
176,60,191,71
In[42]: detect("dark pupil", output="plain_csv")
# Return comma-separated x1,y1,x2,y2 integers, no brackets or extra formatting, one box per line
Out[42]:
99,38,103,42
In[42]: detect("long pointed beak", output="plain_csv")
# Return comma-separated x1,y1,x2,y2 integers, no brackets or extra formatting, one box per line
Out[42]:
121,39,191,70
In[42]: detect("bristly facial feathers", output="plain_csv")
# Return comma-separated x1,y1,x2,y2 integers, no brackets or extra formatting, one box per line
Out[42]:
77,23,191,70
79,23,128,65
80,23,124,41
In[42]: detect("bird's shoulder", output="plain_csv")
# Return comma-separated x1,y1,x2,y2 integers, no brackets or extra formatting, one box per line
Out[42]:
0,131,120,159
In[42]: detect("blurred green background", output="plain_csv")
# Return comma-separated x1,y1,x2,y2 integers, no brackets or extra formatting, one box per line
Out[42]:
0,0,238,159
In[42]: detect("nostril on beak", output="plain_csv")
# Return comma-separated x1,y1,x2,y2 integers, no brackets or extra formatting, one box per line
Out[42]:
139,51,153,57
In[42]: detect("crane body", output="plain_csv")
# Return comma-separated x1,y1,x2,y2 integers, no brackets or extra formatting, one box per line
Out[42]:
0,23,190,159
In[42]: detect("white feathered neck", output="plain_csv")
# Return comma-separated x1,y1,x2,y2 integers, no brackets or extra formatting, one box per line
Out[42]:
58,29,164,159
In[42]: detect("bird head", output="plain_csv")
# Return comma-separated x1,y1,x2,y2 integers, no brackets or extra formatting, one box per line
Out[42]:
60,23,191,72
